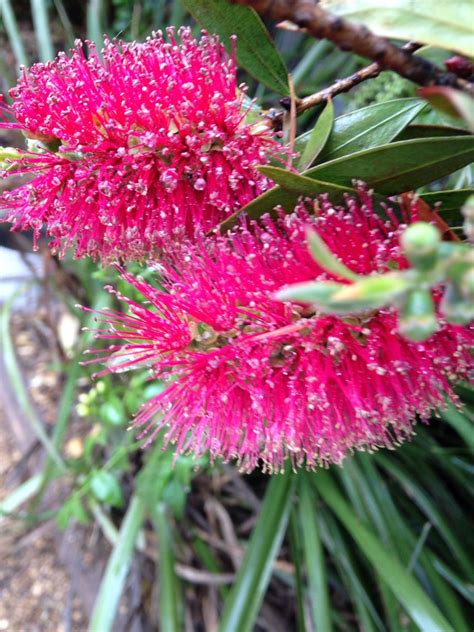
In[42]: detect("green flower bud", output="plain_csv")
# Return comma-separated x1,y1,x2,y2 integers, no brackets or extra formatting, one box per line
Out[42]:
401,222,441,269
399,289,438,341
440,283,474,325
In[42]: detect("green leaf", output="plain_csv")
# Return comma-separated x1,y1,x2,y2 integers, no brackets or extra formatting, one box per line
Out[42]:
151,503,181,632
306,136,474,196
322,0,474,57
306,229,360,280
90,470,125,508
313,471,454,632
221,136,473,230
298,100,334,170
88,495,146,632
259,165,355,200
297,475,332,632
396,124,470,141
316,98,427,162
419,189,474,226
218,471,295,632
182,0,289,95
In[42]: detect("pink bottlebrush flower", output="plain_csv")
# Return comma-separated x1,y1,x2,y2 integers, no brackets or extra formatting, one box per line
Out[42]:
0,28,280,261
85,191,473,472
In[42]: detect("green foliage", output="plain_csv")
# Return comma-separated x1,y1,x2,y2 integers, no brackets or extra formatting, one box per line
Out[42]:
323,0,474,57
1,2,473,631
183,0,289,94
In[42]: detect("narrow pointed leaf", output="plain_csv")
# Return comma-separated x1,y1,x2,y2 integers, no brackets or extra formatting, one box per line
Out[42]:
313,471,454,632
306,229,360,280
306,136,474,196
298,475,332,631
298,100,334,170
182,0,289,94
315,98,427,162
88,495,146,632
218,471,295,632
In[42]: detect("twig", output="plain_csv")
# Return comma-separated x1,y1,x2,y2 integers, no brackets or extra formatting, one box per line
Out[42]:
297,43,421,112
232,0,474,95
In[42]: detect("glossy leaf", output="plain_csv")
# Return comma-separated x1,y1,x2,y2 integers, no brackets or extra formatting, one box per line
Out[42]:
259,165,355,200
182,0,289,94
313,471,454,632
321,0,474,57
222,137,473,230
298,100,334,170
306,136,474,196
218,471,295,632
396,124,470,141
316,98,427,162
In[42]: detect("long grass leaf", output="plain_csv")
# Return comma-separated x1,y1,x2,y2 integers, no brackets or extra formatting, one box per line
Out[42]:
1,288,65,471
298,474,332,631
31,0,55,60
313,471,454,632
88,494,146,632
0,0,28,67
218,470,295,632
151,503,181,632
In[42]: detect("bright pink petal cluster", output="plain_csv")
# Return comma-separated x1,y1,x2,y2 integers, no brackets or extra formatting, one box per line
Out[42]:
0,28,279,261
87,192,474,472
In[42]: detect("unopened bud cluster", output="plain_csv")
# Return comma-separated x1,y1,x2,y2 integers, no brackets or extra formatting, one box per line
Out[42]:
277,216,474,341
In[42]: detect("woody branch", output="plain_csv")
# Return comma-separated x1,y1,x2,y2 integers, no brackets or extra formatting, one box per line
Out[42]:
231,0,474,96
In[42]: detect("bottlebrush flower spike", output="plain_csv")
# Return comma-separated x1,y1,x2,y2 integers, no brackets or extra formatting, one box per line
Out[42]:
0,28,280,261
85,191,473,472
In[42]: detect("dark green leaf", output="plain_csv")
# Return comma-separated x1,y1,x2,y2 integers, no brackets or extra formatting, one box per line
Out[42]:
298,475,332,631
218,471,295,632
182,0,289,94
259,166,355,199
298,100,334,170
313,471,454,632
315,98,426,162
419,189,474,226
396,124,470,141
307,136,474,196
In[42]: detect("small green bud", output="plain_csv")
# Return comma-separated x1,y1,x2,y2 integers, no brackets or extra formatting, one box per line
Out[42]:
401,222,441,269
440,283,474,325
399,289,438,341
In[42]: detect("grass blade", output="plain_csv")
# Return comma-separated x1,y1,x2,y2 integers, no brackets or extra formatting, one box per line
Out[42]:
151,503,181,632
297,473,332,631
31,0,55,60
218,470,295,632
313,470,454,632
1,288,66,472
1,0,28,67
88,494,146,632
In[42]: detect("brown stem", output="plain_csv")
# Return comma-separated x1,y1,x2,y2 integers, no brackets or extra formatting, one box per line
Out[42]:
232,0,474,95
293,43,420,114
